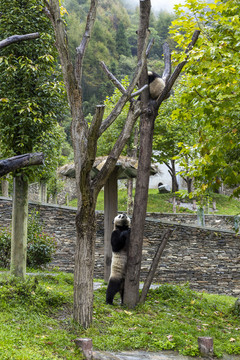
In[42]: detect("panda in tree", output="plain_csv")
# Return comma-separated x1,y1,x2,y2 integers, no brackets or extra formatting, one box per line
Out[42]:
138,71,166,100
147,71,165,99
106,213,131,305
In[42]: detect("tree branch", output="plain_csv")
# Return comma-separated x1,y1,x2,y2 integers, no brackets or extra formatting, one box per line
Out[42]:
75,0,98,86
162,42,171,83
0,33,39,49
87,105,105,167
156,30,201,107
130,84,148,98
99,30,150,136
100,61,127,94
0,153,44,177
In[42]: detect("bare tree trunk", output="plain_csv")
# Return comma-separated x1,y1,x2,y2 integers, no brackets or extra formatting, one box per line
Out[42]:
40,181,47,203
127,126,139,215
10,175,28,279
124,0,152,307
127,179,133,215
124,6,200,307
104,168,118,281
74,203,96,328
171,160,179,192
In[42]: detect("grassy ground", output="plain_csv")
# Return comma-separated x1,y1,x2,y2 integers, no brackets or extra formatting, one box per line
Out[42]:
68,190,240,215
0,270,239,359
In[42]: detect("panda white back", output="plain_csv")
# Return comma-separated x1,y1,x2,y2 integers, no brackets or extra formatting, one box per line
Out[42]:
148,71,165,100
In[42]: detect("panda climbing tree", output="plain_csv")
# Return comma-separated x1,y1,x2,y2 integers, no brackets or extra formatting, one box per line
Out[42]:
106,214,131,305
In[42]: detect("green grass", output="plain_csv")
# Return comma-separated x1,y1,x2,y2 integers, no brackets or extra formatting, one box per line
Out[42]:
68,189,240,215
0,271,239,359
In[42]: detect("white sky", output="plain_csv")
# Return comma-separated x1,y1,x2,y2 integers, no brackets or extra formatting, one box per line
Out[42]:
151,0,185,12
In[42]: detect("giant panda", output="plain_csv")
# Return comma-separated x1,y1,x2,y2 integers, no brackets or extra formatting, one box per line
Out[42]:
148,71,165,100
106,213,131,305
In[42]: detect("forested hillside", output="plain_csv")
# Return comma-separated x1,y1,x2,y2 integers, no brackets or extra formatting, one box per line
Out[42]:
63,0,175,115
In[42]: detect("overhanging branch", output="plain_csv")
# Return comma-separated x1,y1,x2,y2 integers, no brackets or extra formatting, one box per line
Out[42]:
0,33,39,49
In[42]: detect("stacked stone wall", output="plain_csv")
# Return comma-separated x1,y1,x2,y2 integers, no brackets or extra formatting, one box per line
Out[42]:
0,197,239,296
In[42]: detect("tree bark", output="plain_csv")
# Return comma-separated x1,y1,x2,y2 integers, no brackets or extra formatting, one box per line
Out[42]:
0,153,44,177
74,203,97,328
104,168,118,282
124,0,152,308
10,175,28,278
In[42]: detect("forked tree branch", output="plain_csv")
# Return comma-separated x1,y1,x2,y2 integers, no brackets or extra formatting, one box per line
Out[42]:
0,33,39,49
100,61,127,95
98,30,150,136
75,0,98,85
156,30,201,108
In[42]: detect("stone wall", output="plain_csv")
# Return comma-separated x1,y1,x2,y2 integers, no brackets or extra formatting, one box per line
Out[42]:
0,197,239,296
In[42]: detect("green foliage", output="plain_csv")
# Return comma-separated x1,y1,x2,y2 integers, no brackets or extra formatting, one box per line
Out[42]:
0,276,66,310
169,0,240,197
0,228,11,268
115,22,131,57
63,0,176,115
0,0,68,181
0,210,57,268
27,210,57,267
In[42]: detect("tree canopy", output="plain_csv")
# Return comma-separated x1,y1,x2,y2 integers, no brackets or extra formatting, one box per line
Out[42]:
168,0,240,196
0,0,67,180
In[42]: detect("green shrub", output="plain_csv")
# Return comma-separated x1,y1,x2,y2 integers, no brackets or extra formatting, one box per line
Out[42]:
0,227,11,268
0,276,66,310
0,210,57,268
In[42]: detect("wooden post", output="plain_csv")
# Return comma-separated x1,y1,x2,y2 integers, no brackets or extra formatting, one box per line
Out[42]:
198,337,213,356
172,196,176,213
139,229,172,304
11,176,28,278
104,168,118,282
74,338,93,359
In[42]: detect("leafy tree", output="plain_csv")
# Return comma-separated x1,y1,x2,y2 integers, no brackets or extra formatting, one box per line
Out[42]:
116,22,131,57
153,82,197,192
170,0,240,196
0,0,66,278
